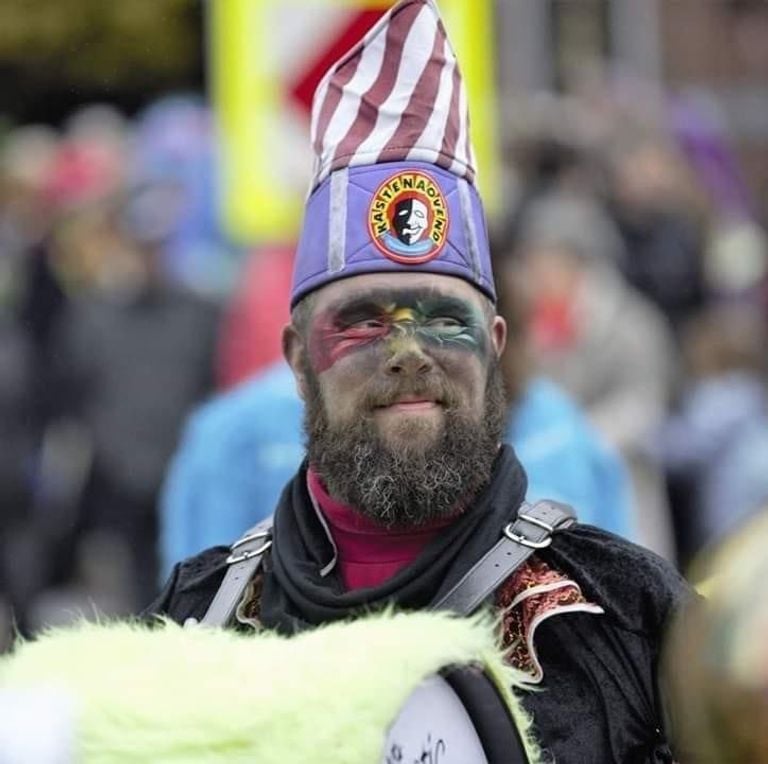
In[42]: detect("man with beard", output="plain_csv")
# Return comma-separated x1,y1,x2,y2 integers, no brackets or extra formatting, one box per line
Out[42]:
296,276,507,533
146,1,691,760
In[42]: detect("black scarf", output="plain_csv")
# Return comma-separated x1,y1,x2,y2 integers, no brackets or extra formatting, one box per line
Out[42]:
259,445,527,634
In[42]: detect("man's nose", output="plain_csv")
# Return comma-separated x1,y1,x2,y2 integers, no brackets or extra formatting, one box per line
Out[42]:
385,335,433,376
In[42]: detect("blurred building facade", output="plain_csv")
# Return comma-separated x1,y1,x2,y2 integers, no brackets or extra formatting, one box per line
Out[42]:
497,0,768,226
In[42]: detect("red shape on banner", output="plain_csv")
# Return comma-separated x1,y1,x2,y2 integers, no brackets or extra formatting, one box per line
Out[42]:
288,9,386,118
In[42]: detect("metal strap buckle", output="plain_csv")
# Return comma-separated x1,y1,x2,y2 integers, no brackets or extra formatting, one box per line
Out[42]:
516,511,556,533
225,530,272,565
503,522,552,549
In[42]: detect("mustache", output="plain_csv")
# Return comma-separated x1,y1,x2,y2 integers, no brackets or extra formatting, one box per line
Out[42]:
359,374,461,410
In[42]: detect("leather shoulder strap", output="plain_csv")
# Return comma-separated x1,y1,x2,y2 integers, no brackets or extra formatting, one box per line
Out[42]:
198,515,274,628
431,500,576,616
196,500,575,627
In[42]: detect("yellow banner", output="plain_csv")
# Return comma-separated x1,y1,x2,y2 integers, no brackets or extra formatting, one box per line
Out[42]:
439,0,499,217
210,0,499,243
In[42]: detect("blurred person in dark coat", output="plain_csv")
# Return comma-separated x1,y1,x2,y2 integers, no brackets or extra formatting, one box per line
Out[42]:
608,136,709,334
0,298,34,646
0,126,60,647
41,183,220,612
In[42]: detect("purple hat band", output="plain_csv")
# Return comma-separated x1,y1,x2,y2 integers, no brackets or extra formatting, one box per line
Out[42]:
291,161,495,308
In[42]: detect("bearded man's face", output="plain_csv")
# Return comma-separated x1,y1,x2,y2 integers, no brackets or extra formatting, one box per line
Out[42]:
284,272,508,526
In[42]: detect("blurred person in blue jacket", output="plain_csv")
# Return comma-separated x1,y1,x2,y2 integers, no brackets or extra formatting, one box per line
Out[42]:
506,191,678,560
659,304,768,560
160,258,633,577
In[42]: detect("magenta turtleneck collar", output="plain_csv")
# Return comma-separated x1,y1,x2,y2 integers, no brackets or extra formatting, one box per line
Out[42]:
306,466,458,591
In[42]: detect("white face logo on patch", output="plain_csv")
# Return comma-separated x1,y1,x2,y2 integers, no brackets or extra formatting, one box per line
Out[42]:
393,198,428,245
368,170,449,265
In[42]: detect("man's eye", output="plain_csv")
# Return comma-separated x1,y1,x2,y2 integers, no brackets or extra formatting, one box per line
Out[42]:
426,317,464,329
348,319,386,330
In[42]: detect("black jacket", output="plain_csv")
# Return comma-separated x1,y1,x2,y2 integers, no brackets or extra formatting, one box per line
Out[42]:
147,451,691,763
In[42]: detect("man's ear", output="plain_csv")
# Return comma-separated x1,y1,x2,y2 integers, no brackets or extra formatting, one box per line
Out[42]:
282,324,309,402
490,315,507,358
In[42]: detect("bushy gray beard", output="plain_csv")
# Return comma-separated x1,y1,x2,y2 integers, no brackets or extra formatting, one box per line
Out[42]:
304,360,508,527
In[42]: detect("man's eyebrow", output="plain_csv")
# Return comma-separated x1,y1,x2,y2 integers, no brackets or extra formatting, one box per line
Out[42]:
325,289,474,315
325,295,386,319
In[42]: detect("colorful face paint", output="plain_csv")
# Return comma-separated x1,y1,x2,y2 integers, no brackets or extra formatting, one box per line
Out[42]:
308,288,489,373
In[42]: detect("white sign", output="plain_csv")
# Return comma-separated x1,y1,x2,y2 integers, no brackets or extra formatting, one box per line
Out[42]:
382,674,489,764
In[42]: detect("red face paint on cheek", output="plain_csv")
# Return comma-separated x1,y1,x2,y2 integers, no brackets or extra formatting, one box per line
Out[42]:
308,310,390,373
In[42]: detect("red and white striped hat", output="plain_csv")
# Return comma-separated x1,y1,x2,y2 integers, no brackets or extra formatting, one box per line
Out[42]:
292,0,494,306
309,0,475,190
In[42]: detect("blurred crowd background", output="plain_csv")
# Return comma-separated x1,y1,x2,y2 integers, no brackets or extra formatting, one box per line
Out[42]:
1,0,768,653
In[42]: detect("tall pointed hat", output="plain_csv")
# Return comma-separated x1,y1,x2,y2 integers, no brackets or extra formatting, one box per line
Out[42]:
291,0,495,307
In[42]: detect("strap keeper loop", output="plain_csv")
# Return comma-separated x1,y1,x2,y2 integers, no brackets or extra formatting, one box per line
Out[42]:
503,523,552,549
226,539,272,565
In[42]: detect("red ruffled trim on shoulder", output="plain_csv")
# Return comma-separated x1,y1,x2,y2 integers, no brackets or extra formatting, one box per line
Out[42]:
495,556,604,683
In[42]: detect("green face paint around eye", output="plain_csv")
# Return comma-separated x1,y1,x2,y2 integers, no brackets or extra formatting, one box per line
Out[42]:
408,297,489,357
414,319,484,352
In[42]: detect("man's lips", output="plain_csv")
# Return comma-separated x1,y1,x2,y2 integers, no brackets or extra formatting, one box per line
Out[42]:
374,396,442,413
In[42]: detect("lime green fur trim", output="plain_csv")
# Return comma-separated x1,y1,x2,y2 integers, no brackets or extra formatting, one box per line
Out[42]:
1,611,540,762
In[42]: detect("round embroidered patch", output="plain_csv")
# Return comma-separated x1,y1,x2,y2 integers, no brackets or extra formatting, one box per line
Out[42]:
367,170,449,264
